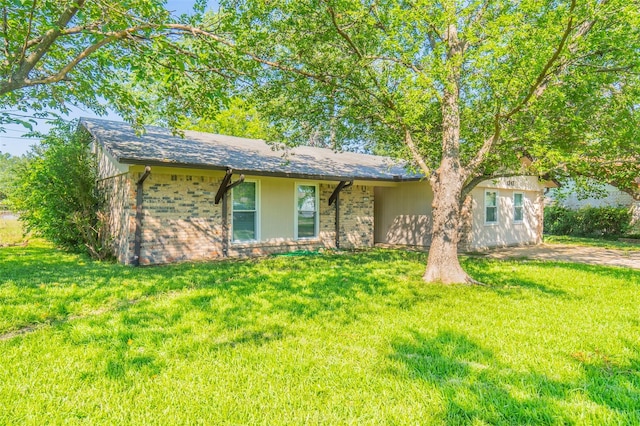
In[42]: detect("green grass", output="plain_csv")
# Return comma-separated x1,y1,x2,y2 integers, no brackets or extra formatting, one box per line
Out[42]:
0,217,26,246
1,243,639,424
544,234,640,251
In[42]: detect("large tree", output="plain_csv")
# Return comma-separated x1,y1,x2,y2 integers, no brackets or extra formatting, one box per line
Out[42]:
209,0,640,283
3,1,638,283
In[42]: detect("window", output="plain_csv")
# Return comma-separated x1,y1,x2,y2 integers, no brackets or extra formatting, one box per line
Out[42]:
485,190,498,224
296,184,318,239
232,181,258,242
513,192,524,223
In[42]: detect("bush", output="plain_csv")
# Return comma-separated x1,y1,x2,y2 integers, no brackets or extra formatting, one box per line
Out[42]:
8,120,112,259
544,205,631,237
544,205,574,235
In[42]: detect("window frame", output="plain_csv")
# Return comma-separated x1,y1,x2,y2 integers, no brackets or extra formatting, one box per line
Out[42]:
294,182,319,240
513,192,525,224
231,179,260,243
484,190,499,225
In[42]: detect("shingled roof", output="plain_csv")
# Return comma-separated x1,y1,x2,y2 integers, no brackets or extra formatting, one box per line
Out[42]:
80,118,421,182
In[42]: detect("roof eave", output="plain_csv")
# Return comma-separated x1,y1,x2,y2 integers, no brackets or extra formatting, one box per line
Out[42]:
118,157,422,182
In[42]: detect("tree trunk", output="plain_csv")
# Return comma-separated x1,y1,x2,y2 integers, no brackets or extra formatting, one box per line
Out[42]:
422,21,473,284
424,168,470,284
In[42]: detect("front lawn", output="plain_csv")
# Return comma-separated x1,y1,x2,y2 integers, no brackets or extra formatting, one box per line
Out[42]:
544,235,640,251
1,243,639,424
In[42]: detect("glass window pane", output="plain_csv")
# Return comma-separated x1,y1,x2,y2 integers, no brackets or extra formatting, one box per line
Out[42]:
233,212,255,241
514,193,523,207
297,185,316,211
486,191,497,207
297,212,316,238
233,182,256,211
486,206,497,223
514,207,523,222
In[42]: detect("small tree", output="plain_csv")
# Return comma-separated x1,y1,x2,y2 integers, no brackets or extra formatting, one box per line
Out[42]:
9,120,110,258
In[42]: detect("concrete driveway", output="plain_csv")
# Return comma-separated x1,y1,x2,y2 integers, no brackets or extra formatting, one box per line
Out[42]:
477,244,640,270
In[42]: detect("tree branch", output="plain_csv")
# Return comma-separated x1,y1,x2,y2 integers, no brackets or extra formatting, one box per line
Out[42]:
324,2,363,59
461,172,525,198
576,64,637,74
0,0,86,95
467,0,490,27
167,24,336,83
21,26,154,87
320,4,407,124
403,127,432,177
18,0,38,67
364,55,424,73
2,7,9,63
326,12,435,167
465,0,607,182
24,24,103,50
463,106,502,180
502,0,577,120
133,35,240,80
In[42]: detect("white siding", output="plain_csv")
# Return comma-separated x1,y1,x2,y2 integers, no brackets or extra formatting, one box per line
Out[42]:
260,177,296,241
374,181,433,246
468,179,542,249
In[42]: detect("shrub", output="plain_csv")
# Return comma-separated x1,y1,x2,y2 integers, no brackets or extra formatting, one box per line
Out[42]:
8,120,112,259
543,205,574,235
544,205,631,237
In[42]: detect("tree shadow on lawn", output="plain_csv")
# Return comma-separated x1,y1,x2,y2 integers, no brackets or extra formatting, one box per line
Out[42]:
571,340,640,417
461,259,570,297
51,251,431,382
1,247,435,339
178,251,432,322
463,258,640,297
68,296,292,382
390,330,640,424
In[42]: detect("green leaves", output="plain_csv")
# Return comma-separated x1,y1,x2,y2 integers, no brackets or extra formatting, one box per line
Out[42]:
0,0,235,129
0,153,27,203
219,0,639,192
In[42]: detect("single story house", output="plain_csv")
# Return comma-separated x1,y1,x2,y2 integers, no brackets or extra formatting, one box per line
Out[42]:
82,118,549,265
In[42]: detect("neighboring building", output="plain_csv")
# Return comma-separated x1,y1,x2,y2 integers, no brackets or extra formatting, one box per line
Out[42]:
82,118,550,265
547,180,640,231
547,181,634,209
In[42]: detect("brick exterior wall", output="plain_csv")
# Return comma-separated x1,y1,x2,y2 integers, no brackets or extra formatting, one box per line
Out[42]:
98,169,376,265
338,184,375,249
137,173,224,265
319,183,375,250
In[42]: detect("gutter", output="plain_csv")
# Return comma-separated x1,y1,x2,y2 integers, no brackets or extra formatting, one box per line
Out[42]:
132,166,151,266
329,180,353,249
214,169,245,257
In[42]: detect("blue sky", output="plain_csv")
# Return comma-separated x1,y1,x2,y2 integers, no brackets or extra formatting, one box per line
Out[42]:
1,0,212,156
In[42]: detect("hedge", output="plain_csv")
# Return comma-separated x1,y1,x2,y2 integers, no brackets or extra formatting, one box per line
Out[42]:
544,205,631,237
